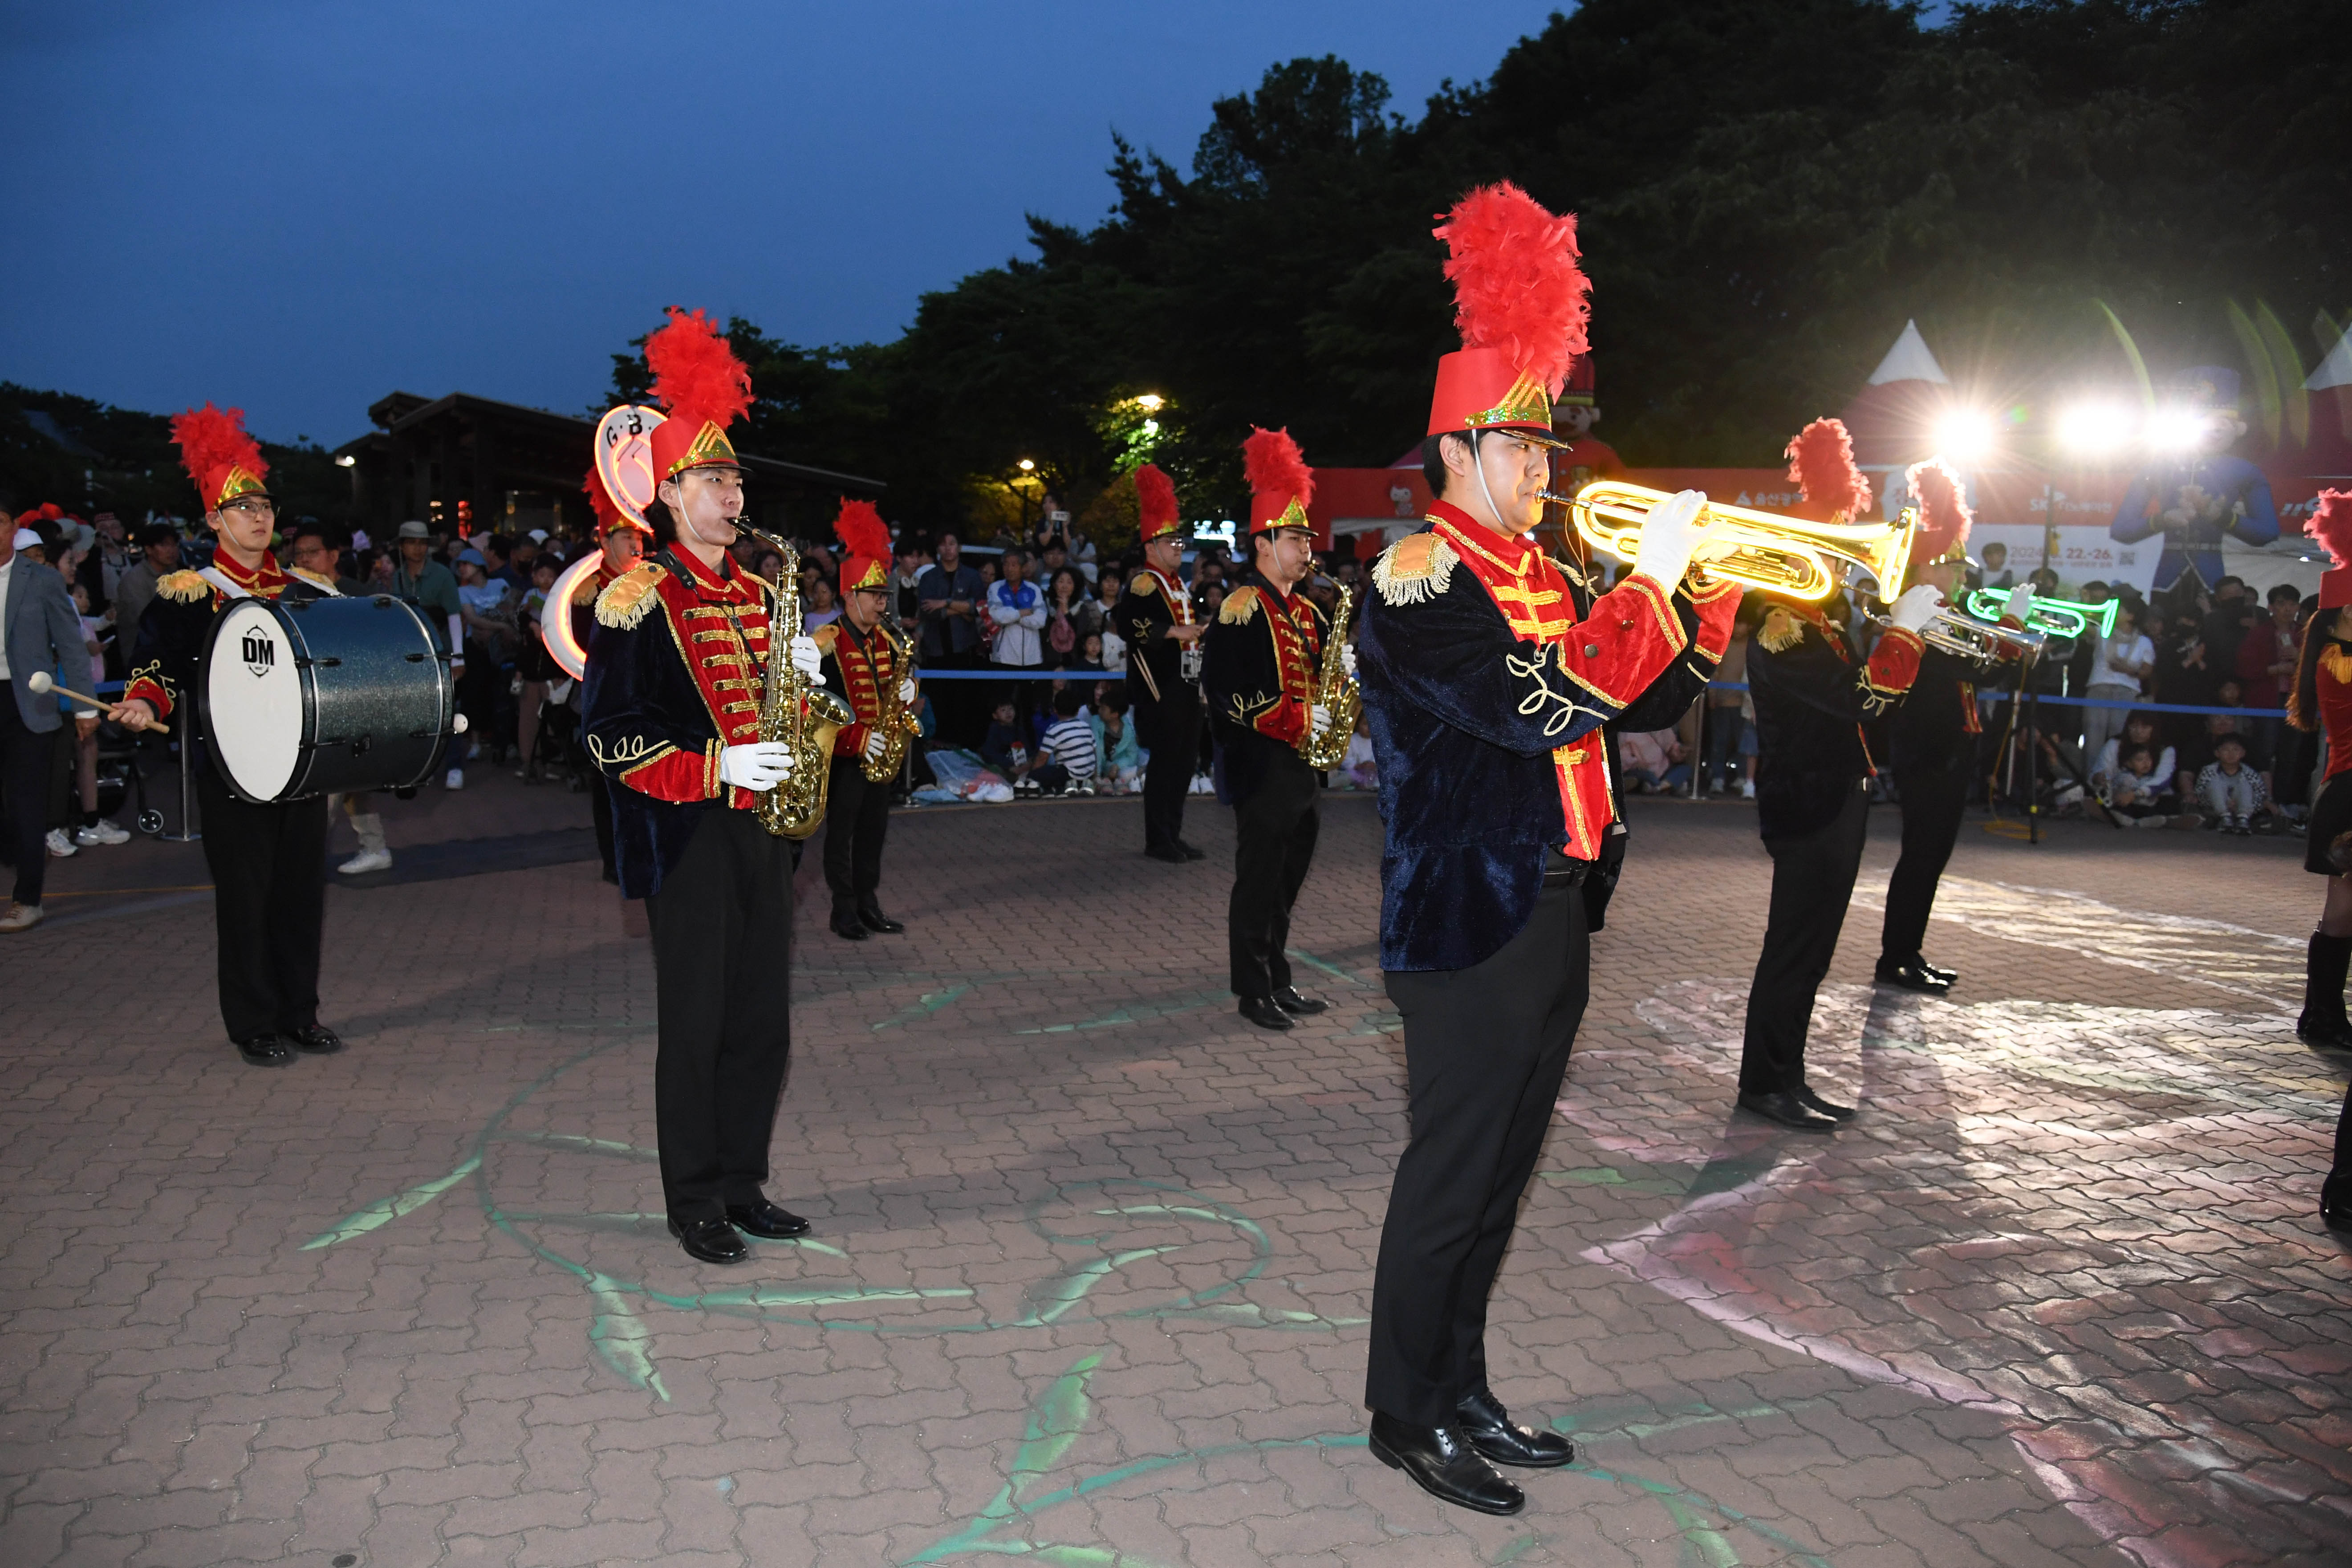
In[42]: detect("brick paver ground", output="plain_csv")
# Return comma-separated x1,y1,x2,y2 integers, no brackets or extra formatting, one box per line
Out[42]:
3,768,2346,1568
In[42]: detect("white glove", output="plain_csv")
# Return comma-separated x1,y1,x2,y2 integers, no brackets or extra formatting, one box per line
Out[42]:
1310,704,1332,733
1889,582,1943,634
1340,644,1357,678
718,741,794,791
864,729,888,761
1631,489,1711,585
789,635,822,680
2002,581,2036,624
898,677,917,703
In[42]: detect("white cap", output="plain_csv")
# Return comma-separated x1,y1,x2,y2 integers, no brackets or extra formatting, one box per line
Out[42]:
11,528,41,551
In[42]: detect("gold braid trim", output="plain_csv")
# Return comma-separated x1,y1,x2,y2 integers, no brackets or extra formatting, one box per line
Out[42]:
155,569,210,604
594,565,668,629
1219,585,1260,625
1372,532,1458,607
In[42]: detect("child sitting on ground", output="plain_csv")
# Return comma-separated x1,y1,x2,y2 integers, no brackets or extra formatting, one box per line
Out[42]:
982,699,1035,795
2105,743,2172,827
2197,734,2269,835
1035,686,1099,796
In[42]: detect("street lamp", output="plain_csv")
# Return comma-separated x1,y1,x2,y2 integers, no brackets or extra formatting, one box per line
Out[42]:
1017,458,1036,472
1133,393,1165,414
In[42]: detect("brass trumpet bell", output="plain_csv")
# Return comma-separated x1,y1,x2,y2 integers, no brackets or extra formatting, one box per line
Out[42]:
1557,479,1916,603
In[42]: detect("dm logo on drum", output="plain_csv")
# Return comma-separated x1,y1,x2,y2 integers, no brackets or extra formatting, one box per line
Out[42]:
241,630,276,679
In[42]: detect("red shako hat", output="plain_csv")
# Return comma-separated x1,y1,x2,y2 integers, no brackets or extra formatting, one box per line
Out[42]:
1426,182,1590,442
1243,428,1315,535
171,404,270,513
583,463,649,538
2309,489,2352,609
834,499,893,593
1557,353,1598,410
645,308,753,480
1904,456,1974,568
1133,463,1182,543
1785,418,1873,524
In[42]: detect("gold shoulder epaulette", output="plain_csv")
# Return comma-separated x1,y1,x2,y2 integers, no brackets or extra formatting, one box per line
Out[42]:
2323,644,2352,686
594,564,667,630
570,569,603,606
1219,585,1260,625
155,569,210,604
1756,606,1803,654
287,566,337,590
1372,532,1458,607
810,622,840,655
1130,574,1157,597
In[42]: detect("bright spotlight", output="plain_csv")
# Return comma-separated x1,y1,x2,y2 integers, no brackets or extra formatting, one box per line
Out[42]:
2056,403,2136,456
2144,409,2208,455
1934,409,1996,462
1017,458,1036,472
1133,393,1165,413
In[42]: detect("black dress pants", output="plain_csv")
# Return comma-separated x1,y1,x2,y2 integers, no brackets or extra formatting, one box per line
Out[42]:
821,754,891,925
1740,782,1871,1095
195,768,327,1042
1228,752,1319,998
1137,682,1199,852
645,806,795,1225
1367,876,1588,1425
589,772,618,884
1879,764,1968,966
0,687,59,907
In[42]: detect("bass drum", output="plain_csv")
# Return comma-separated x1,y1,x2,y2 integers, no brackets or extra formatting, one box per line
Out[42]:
200,594,459,804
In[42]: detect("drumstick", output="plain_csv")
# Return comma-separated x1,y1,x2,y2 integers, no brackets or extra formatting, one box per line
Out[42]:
25,671,171,734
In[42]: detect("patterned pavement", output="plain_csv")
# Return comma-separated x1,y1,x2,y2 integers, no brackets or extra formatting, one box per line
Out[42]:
2,770,2346,1568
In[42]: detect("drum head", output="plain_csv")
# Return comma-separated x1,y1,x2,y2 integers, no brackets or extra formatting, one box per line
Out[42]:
205,599,304,801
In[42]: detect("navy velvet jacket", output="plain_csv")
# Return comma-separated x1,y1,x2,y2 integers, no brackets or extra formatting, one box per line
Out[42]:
1357,509,1738,972
1200,566,1329,807
1747,604,1924,842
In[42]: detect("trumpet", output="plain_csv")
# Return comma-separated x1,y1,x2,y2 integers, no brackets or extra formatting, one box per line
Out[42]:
1961,589,2118,643
1874,604,2047,662
1553,479,1916,604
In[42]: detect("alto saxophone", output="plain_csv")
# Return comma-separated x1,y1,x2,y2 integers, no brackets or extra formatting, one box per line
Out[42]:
739,526,854,839
1296,575,1361,770
860,612,923,784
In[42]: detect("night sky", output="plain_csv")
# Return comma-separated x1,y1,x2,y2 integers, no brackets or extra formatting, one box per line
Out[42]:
7,1,1555,447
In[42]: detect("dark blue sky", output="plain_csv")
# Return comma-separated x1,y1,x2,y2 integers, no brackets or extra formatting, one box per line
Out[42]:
6,1,1559,447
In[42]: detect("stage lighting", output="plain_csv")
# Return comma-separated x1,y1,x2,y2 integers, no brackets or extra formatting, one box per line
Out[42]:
1934,409,1996,462
2144,409,2207,455
2056,403,2135,456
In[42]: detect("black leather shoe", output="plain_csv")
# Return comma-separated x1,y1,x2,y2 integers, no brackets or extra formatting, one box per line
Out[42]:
1918,958,1958,986
1145,845,1189,864
666,1216,747,1264
858,908,905,934
829,918,869,941
1454,1387,1573,1469
1238,995,1294,1031
1368,1413,1524,1515
2297,1013,2352,1052
236,1034,295,1068
1175,839,1207,861
1873,959,1953,995
1737,1090,1840,1132
724,1199,811,1239
2324,1174,2352,1234
1272,986,1327,1015
287,1025,344,1055
1795,1083,1856,1120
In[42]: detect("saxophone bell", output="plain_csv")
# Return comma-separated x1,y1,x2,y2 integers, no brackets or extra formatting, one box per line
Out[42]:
1296,572,1361,771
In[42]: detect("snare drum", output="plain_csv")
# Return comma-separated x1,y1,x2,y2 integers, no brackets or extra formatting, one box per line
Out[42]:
201,595,459,803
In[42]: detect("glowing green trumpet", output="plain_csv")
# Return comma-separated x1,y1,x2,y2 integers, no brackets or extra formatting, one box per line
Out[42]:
1964,589,2120,641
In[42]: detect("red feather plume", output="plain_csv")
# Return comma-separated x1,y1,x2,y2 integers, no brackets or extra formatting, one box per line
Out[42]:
1132,463,1179,531
170,403,268,491
646,308,753,430
833,497,892,565
1243,427,1313,506
2307,489,2352,569
1433,182,1591,395
583,463,623,533
1905,456,1974,557
1785,418,1872,520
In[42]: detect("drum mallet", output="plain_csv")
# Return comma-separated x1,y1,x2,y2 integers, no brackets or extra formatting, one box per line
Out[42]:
25,671,171,734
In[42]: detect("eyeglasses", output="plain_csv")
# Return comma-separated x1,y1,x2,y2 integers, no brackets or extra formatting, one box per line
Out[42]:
222,498,276,518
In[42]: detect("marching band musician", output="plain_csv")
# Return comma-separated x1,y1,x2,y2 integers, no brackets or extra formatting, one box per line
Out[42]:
1200,428,1337,1033
106,407,346,1067
814,499,916,942
1355,183,1739,1517
2285,491,2352,1230
1116,463,1207,864
577,464,649,888
1738,421,1943,1133
1875,455,2003,995
581,309,824,1266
